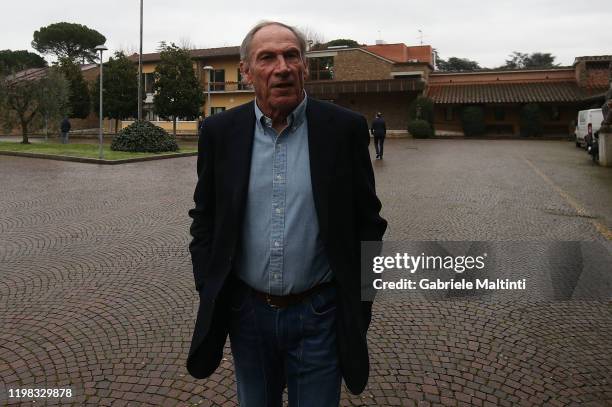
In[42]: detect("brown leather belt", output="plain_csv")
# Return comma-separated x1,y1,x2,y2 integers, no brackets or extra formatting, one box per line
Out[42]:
251,282,333,308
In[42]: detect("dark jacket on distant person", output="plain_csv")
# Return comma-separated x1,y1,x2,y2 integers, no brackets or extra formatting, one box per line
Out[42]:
370,117,386,137
60,118,71,133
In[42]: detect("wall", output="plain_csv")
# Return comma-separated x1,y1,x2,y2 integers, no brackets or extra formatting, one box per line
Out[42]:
334,92,418,131
433,103,579,136
333,50,393,81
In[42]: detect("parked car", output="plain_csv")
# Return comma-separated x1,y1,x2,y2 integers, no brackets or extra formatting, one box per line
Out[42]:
575,109,604,148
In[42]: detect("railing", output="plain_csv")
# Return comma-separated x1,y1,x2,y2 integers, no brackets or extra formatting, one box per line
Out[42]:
202,81,254,92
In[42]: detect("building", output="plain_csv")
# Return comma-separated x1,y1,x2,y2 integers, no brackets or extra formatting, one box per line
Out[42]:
6,43,606,138
124,42,434,134
305,43,433,133
426,56,611,136
130,43,608,137
125,46,253,134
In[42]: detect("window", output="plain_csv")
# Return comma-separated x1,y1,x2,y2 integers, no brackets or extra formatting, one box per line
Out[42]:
143,73,155,94
210,69,225,91
494,107,505,121
445,106,453,121
308,57,334,80
211,107,226,115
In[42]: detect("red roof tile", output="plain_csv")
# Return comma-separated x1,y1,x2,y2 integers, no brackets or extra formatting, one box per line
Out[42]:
426,82,606,104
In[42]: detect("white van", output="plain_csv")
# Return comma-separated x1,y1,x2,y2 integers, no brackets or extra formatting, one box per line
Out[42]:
575,109,604,148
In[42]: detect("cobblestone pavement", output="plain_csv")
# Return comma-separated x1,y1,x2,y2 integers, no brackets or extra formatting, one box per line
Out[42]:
1,139,610,406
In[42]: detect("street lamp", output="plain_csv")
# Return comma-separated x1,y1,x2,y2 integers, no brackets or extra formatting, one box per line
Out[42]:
203,65,213,117
138,0,143,121
95,45,108,159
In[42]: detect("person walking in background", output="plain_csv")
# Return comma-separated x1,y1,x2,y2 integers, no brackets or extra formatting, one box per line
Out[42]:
60,117,71,144
371,112,386,159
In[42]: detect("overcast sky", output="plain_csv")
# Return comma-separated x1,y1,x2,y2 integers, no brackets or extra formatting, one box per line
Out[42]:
3,0,610,68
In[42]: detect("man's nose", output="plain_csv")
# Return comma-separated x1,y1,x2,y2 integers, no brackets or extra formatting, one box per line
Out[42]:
274,55,290,73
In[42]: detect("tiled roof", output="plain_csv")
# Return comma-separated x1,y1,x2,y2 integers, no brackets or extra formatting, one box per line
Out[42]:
127,46,240,63
364,44,432,64
426,82,606,104
574,55,612,64
5,67,48,83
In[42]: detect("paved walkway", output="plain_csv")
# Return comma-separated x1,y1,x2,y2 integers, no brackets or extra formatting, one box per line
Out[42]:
0,139,610,406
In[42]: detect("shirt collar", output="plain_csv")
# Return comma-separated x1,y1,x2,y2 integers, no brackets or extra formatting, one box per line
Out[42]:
254,91,308,130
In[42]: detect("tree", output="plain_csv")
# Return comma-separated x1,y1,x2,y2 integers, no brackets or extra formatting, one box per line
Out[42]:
92,52,140,133
461,106,486,136
408,96,435,130
58,58,90,119
502,51,558,69
0,67,70,143
32,22,106,63
436,53,481,71
298,26,326,50
153,43,204,136
325,39,360,48
0,50,47,74
37,69,72,140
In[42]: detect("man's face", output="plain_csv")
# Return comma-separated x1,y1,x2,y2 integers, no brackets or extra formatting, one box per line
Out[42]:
240,24,308,117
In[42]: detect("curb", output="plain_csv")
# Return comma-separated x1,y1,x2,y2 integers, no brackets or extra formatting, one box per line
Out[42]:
0,150,197,165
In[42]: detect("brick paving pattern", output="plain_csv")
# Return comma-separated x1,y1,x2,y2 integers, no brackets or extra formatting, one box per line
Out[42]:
0,139,610,406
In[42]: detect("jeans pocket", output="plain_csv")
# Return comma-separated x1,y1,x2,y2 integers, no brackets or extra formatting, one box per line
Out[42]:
309,289,337,316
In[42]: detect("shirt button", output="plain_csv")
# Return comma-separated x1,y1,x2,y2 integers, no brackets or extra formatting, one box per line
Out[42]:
274,241,280,247
276,208,282,214
276,175,282,180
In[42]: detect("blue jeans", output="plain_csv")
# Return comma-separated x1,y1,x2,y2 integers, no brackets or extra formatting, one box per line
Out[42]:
228,282,341,407
374,136,384,158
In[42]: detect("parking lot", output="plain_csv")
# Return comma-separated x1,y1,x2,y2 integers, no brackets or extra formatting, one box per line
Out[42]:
0,139,610,406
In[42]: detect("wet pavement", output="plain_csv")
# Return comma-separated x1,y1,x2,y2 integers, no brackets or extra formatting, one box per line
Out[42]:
0,139,610,406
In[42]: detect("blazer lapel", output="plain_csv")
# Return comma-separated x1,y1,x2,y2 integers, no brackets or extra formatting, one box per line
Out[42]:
306,98,334,242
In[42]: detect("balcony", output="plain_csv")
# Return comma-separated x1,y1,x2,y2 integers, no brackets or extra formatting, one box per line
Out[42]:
202,81,254,93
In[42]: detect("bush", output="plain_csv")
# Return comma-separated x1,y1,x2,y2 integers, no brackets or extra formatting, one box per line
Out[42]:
408,119,433,138
461,106,486,136
520,103,542,137
111,120,178,153
408,96,435,131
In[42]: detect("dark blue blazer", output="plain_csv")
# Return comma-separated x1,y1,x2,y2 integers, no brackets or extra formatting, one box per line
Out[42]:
187,97,387,394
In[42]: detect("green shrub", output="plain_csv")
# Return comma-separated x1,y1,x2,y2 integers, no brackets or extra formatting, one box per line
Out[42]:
111,120,178,152
408,96,435,131
461,106,486,136
520,103,542,137
408,119,433,138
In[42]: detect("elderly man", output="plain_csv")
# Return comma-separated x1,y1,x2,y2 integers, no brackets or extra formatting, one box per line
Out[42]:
187,21,387,406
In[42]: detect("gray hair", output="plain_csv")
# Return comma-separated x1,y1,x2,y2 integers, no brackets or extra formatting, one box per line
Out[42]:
240,21,307,64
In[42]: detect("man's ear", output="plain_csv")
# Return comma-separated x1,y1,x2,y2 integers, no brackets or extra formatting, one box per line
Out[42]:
239,61,252,85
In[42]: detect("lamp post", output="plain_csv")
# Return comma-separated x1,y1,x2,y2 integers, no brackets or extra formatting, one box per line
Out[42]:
203,65,213,117
138,0,143,121
95,45,108,159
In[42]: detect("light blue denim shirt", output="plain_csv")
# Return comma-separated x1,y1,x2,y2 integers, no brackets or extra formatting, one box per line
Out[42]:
235,96,332,295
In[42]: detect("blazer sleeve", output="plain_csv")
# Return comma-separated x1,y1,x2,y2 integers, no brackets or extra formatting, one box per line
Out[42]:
188,119,215,291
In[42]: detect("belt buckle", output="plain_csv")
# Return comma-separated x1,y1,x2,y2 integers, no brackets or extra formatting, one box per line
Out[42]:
266,294,280,308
